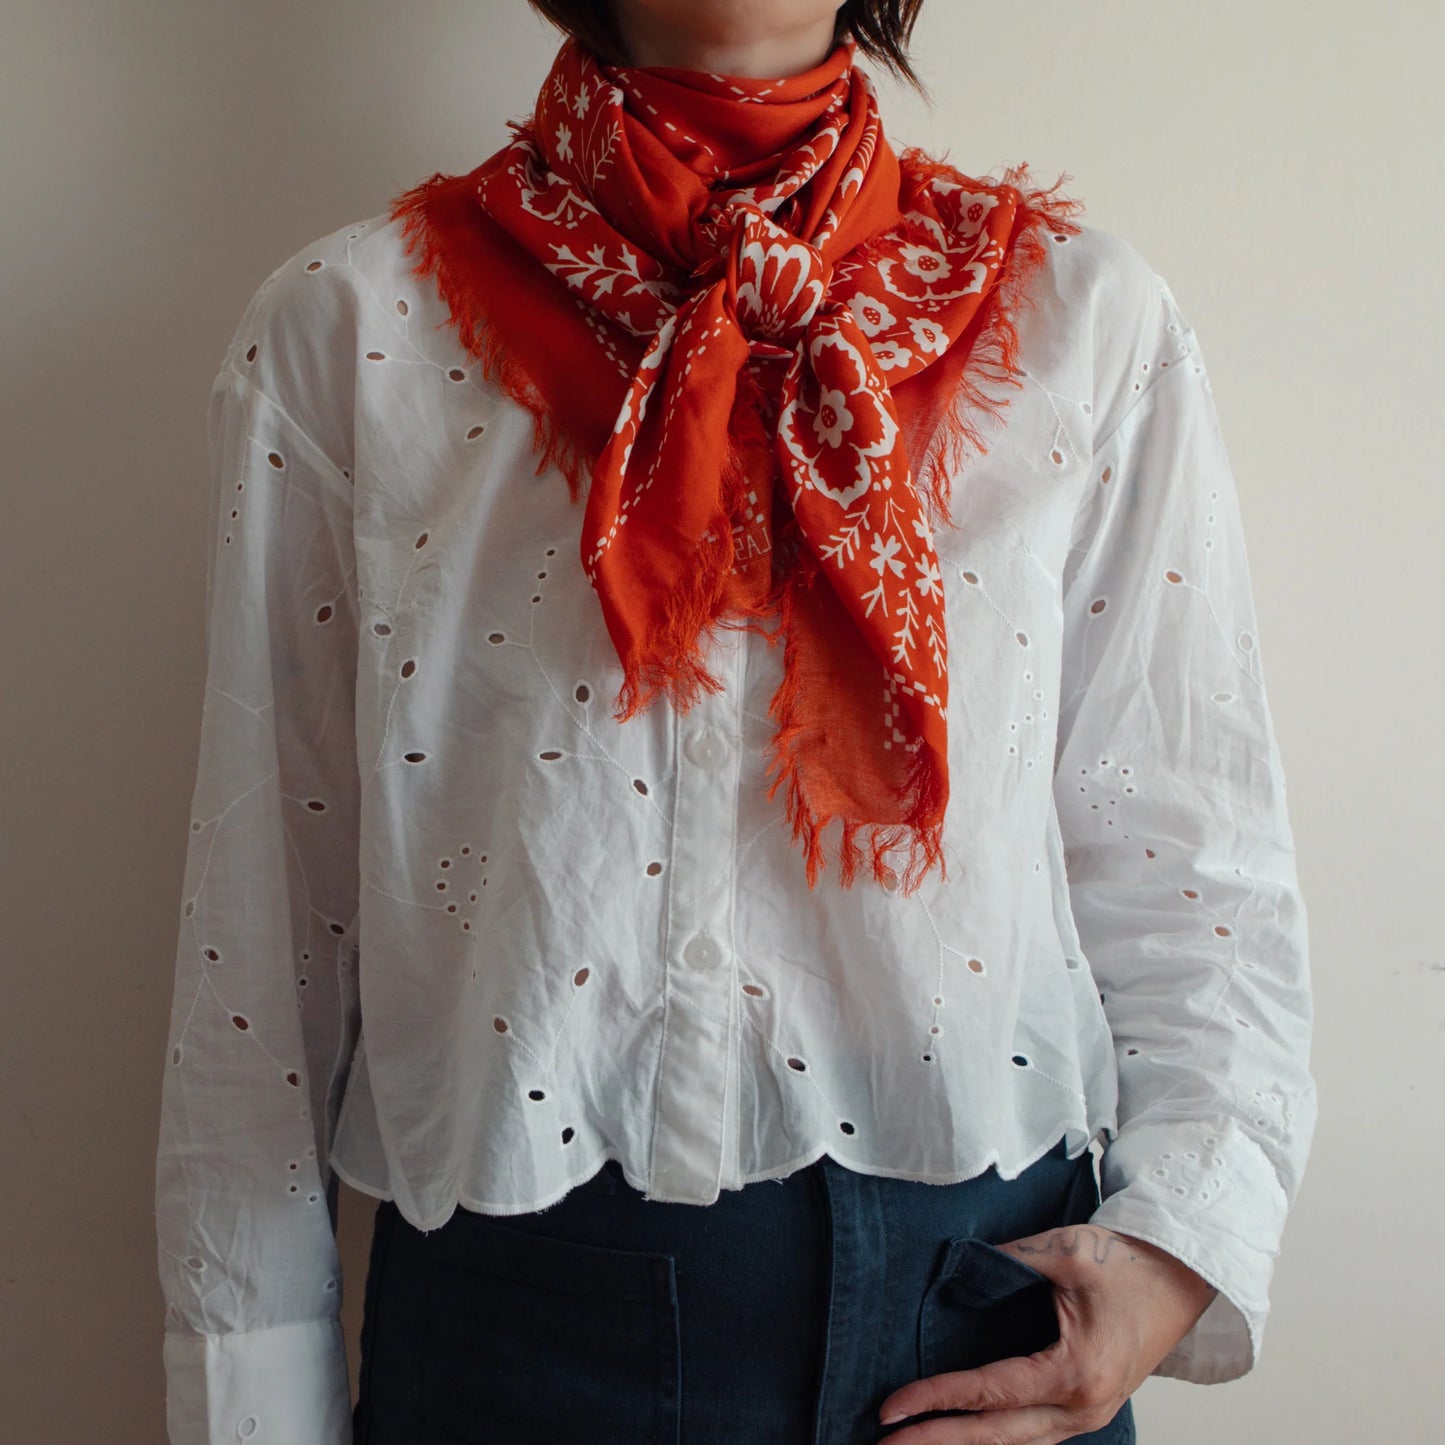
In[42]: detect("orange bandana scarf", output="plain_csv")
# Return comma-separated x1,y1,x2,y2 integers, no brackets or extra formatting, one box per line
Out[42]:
391,38,1081,894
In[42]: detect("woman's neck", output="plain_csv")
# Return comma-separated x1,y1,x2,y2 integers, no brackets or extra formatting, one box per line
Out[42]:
611,5,840,78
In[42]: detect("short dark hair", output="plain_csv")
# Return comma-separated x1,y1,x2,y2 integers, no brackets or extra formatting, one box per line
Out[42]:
526,1,928,91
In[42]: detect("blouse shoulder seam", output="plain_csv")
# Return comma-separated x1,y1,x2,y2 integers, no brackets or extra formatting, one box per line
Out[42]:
217,362,353,489
1090,327,1200,459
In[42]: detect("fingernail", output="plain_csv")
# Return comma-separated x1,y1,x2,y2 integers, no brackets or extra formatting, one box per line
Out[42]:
880,1409,908,1425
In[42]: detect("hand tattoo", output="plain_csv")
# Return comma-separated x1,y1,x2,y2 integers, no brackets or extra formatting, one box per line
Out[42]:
1007,1224,1140,1266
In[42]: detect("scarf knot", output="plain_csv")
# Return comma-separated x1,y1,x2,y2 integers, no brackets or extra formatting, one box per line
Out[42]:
721,205,831,353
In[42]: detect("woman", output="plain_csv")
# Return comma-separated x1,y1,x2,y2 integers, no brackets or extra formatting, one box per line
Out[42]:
154,2,1317,1443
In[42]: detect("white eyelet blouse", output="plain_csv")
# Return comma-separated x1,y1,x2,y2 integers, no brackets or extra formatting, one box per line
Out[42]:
153,208,1317,1444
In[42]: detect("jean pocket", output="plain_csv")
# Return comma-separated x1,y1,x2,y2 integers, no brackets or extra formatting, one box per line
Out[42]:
413,1211,681,1445
917,1237,1059,1381
914,1236,1137,1444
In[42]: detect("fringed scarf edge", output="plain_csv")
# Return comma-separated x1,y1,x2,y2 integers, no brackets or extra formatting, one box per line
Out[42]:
763,551,951,897
388,169,596,506
900,155,1087,528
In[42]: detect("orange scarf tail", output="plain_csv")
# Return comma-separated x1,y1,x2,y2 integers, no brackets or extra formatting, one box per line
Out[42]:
389,39,1084,894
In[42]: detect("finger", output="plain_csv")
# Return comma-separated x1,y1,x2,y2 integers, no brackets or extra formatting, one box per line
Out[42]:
880,1403,1072,1445
879,1350,1061,1423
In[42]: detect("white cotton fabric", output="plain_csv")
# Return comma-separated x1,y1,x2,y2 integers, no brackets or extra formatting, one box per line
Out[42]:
154,209,1316,1442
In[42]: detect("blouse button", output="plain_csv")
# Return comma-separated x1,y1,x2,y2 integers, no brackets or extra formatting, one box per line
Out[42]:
684,729,729,770
683,933,723,969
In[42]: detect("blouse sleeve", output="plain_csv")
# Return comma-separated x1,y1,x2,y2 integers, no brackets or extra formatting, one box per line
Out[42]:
1053,271,1318,1384
153,345,362,1441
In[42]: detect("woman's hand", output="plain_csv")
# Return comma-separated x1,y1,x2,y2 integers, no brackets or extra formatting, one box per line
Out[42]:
876,1224,1218,1444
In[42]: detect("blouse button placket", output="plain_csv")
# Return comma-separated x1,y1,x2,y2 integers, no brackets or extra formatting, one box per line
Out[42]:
648,630,744,1203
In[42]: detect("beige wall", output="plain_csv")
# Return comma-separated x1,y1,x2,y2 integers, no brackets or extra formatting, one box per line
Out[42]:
3,1,1441,1439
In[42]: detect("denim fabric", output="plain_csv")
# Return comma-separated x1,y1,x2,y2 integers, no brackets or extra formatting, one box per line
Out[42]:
353,1138,1136,1445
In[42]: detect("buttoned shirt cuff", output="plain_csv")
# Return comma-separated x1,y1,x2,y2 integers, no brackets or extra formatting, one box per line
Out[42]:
1089,1115,1288,1384
163,1317,351,1444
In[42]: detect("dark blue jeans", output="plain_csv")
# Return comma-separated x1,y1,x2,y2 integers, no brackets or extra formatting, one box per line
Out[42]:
352,1138,1136,1444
